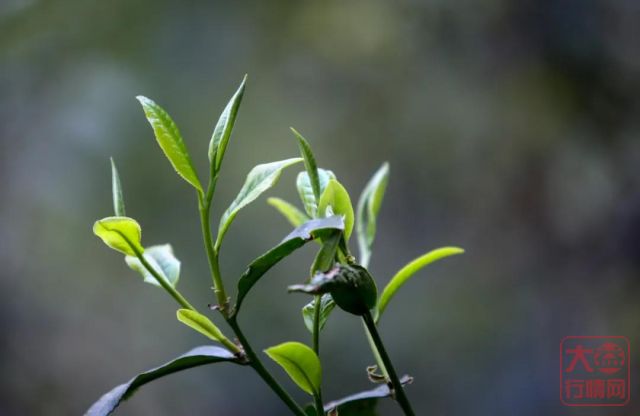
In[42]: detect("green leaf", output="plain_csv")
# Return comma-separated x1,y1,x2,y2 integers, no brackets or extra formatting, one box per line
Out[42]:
208,76,247,169
267,197,310,227
176,309,227,344
125,244,180,288
291,128,321,201
302,294,336,333
376,247,464,320
93,217,143,256
296,168,336,217
110,158,126,216
323,375,413,415
318,179,355,240
216,158,303,249
310,228,342,274
356,163,389,268
136,96,203,192
232,216,345,316
85,346,242,416
264,342,321,396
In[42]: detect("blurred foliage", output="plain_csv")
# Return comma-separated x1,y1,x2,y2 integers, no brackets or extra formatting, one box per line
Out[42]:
0,0,639,415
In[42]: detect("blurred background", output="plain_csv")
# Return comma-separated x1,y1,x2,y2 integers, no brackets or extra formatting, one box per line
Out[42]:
1,0,639,414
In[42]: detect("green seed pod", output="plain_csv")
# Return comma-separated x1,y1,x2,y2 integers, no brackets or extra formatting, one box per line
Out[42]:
289,263,377,316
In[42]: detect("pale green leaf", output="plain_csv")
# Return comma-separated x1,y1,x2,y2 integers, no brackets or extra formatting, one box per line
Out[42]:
291,128,321,201
267,197,310,227
110,158,126,217
208,76,247,169
356,163,389,268
136,96,202,192
176,309,228,344
264,342,321,396
125,244,180,288
318,179,355,240
376,247,464,320
296,168,335,217
302,294,336,333
93,217,143,256
216,158,302,249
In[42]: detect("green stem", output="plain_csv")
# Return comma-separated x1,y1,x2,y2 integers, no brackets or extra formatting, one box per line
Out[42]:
132,246,195,311
363,321,390,380
198,191,228,312
362,311,415,416
312,295,321,354
228,317,308,416
313,391,324,416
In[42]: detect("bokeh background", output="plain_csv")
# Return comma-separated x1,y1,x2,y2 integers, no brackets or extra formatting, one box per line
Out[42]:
1,1,639,415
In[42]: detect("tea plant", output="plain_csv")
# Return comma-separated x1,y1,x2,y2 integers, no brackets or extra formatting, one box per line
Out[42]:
87,77,463,416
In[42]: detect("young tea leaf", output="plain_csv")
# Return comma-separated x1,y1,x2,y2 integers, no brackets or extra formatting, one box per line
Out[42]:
216,158,302,249
232,216,345,316
302,294,336,333
318,179,355,240
356,163,389,268
291,128,321,201
267,197,310,227
85,346,242,416
93,217,143,256
125,244,180,288
208,76,247,170
376,247,464,320
136,96,203,192
110,158,126,216
176,309,229,345
264,342,322,396
296,168,336,217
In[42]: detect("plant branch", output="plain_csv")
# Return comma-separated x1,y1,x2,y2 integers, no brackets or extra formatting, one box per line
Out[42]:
228,317,308,416
362,310,415,416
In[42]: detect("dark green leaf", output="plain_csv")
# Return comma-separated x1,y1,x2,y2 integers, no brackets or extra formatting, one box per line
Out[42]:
318,179,355,240
323,375,413,414
93,217,143,256
208,76,247,169
302,294,336,333
356,163,389,268
267,197,310,227
232,216,344,317
125,244,180,288
216,158,302,249
85,346,242,416
289,264,377,316
264,342,321,396
291,128,321,201
296,168,336,217
136,96,202,192
376,247,464,321
110,158,126,217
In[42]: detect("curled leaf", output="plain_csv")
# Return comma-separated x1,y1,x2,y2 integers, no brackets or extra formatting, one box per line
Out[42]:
296,168,336,217
323,375,413,414
356,163,389,268
93,217,143,256
318,179,355,240
302,294,336,333
110,158,126,217
376,246,464,321
264,342,322,396
125,244,180,288
209,75,246,169
290,264,377,316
